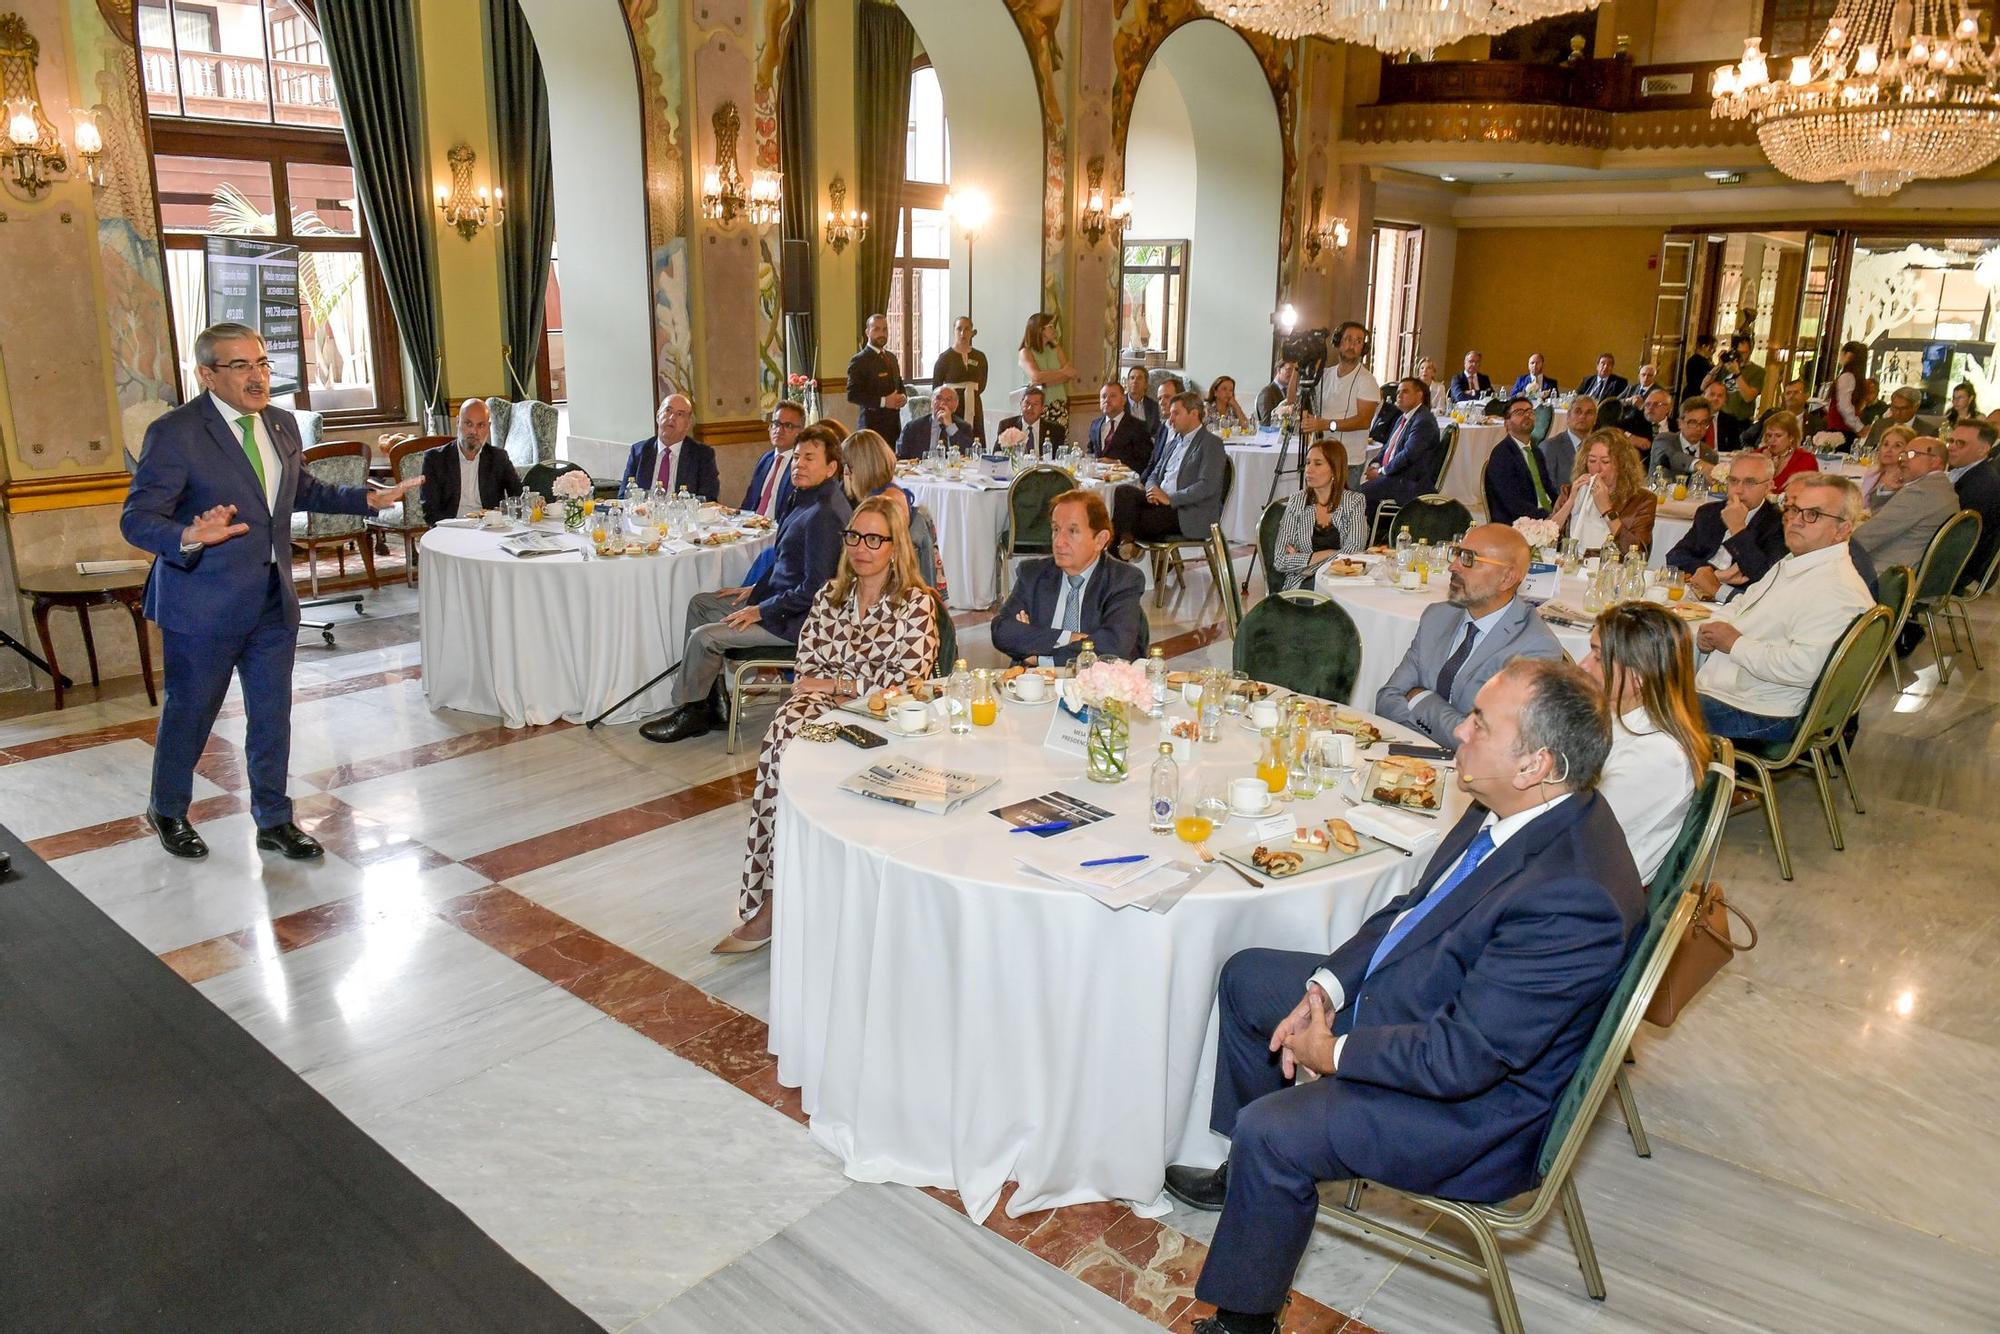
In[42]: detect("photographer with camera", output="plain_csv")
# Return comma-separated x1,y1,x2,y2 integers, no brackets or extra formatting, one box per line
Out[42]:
1254,360,1325,433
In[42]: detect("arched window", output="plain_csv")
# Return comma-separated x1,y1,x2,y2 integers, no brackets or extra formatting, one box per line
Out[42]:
887,59,950,382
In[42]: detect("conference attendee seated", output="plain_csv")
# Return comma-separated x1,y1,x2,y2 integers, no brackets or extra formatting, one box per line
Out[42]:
1448,349,1492,403
641,431,851,744
1416,356,1452,414
1539,392,1598,488
843,428,940,590
1582,604,1710,883
845,312,907,441
1639,385,1678,455
1620,362,1661,404
723,495,941,954
1511,351,1557,398
896,384,976,460
1860,385,1934,454
1746,380,1825,446
991,489,1145,666
1206,375,1253,434
1663,448,1786,600
1127,365,1160,433
1759,410,1820,488
420,398,523,524
740,400,805,520
1693,475,1875,744
1575,353,1628,402
621,393,720,501
1700,379,1744,452
1110,391,1226,549
1163,659,1642,1334
1087,381,1154,474
1152,374,1187,454
1358,377,1445,520
1948,418,2000,585
1547,428,1657,555
995,386,1066,456
1272,440,1365,592
1374,524,1565,751
1254,361,1327,432
1652,395,1719,476
1853,435,1958,573
1482,396,1556,527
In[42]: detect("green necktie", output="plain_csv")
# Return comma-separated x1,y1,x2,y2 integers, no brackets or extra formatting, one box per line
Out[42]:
236,414,268,493
1523,442,1549,509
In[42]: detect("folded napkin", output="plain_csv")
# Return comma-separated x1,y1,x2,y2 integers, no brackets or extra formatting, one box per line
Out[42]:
1342,803,1445,856
1538,601,1593,629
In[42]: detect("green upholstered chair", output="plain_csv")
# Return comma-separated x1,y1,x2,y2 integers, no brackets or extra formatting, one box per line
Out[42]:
1873,563,1916,690
1205,523,1245,637
1904,509,1981,684
1391,495,1474,544
292,441,378,595
1230,590,1361,703
1531,402,1556,445
1732,605,1892,880
1137,456,1234,606
1257,500,1287,594
995,465,1073,600
1318,868,1711,1334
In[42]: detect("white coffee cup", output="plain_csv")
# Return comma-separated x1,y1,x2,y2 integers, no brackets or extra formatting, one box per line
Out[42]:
1229,777,1271,813
894,701,931,734
1322,732,1358,769
1011,673,1048,702
1248,698,1280,730
480,509,510,530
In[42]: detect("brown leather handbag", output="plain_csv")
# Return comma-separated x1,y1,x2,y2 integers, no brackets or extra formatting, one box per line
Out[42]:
1645,881,1758,1027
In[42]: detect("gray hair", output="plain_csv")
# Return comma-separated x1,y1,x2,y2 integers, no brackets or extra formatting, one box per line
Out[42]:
1788,472,1864,524
1503,658,1611,792
194,322,264,367
1890,386,1922,409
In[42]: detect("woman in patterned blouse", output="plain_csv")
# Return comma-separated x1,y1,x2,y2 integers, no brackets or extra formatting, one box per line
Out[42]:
1271,438,1366,591
719,495,942,954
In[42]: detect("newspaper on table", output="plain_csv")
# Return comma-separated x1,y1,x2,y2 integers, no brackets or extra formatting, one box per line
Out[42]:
501,532,580,559
839,756,999,815
1012,831,1210,913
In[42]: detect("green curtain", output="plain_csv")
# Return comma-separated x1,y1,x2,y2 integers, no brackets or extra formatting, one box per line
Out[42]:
778,6,815,321
483,0,556,399
854,0,914,323
317,0,443,418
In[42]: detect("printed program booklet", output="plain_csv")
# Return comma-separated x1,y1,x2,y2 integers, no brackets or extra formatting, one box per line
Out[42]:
840,757,999,815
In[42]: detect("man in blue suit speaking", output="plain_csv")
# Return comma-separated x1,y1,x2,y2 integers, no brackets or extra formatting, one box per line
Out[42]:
120,323,418,861
1164,659,1643,1334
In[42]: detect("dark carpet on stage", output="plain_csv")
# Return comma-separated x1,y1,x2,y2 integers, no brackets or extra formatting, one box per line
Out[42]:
0,824,599,1332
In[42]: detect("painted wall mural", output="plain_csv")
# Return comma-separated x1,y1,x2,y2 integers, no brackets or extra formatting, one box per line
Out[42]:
625,0,697,399
752,0,803,411
1002,0,1069,328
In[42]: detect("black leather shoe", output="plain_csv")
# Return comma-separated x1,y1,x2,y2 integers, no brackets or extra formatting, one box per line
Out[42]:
256,822,324,860
1164,1159,1229,1212
147,811,208,860
640,703,713,744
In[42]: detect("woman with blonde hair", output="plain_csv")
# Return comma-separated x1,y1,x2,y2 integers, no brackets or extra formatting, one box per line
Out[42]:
1581,602,1712,883
841,428,939,588
1547,427,1657,554
722,495,941,953
1757,409,1820,487
1271,438,1365,590
1416,355,1451,414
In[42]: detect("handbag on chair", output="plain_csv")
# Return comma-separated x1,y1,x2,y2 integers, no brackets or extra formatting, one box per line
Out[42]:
1644,882,1758,1027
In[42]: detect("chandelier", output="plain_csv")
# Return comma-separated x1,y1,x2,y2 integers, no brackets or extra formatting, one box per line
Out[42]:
1208,0,1598,57
1710,0,2000,197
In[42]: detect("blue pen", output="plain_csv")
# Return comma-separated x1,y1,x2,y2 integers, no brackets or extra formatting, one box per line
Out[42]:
1079,854,1149,868
1010,819,1073,834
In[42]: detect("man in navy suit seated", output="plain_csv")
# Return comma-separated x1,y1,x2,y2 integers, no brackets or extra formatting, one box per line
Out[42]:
739,400,805,521
1663,449,1786,600
1448,350,1492,403
1359,378,1445,521
1575,353,1629,403
419,398,523,524
1087,381,1154,474
120,322,420,861
1483,396,1556,526
1165,658,1643,1334
991,489,1146,665
995,386,1067,457
621,393,720,501
1511,351,1558,398
896,384,976,460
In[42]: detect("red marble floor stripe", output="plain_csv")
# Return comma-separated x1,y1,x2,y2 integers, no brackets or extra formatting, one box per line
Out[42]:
732,1063,807,1124
300,719,572,792
215,665,427,722
0,717,160,764
26,792,250,861
158,934,253,985
436,884,581,959
462,767,758,882
192,734,250,793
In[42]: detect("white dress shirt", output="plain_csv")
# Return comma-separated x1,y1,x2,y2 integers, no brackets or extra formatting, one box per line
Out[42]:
1597,708,1695,883
455,446,483,519
208,392,278,511
1035,558,1099,666
1323,362,1382,456
1310,794,1574,1065
1695,541,1875,717
1153,431,1193,495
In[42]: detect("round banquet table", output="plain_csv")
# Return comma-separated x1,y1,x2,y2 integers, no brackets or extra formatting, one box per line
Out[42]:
904,469,1118,611
1315,565,1595,706
766,692,1462,1223
418,518,772,726
1439,407,1567,515
1650,497,1703,568
1220,430,1300,541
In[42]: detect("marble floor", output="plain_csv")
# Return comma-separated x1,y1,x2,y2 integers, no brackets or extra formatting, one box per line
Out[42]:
6,560,1997,1333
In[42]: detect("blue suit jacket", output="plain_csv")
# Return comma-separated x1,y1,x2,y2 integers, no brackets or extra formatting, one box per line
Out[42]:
895,415,976,461
1510,373,1558,397
121,396,371,637
989,556,1147,665
1360,408,1446,513
738,447,798,521
620,436,719,501
750,477,852,643
1320,793,1644,1201
1483,436,1555,528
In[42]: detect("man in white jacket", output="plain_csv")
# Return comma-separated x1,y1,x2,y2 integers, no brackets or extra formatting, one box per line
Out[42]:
1693,474,1875,744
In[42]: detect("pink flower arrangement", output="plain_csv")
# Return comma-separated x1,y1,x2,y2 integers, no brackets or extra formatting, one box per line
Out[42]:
1074,659,1153,710
552,469,594,501
1512,517,1559,550
786,372,816,390
996,426,1027,450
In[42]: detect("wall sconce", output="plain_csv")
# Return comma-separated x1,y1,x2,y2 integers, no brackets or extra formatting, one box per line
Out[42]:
823,173,867,253
1302,185,1350,268
2,13,108,200
702,101,781,227
435,142,502,240
1077,155,1131,248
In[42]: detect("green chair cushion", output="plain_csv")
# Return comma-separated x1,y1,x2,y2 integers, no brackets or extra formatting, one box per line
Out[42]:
1394,498,1473,544
1231,594,1361,703
1258,501,1287,590
1005,467,1077,553
1911,510,1981,604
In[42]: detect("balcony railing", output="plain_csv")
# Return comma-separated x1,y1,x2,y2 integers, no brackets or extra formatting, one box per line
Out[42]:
142,46,341,126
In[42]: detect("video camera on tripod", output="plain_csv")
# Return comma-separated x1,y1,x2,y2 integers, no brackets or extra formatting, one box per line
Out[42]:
1278,326,1331,414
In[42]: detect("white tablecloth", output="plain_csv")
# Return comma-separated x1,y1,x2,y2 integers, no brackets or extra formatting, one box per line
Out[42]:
419,520,772,726
1650,498,1702,569
1315,567,1595,707
767,695,1457,1223
905,471,1119,611
1439,408,1567,515
1221,431,1300,541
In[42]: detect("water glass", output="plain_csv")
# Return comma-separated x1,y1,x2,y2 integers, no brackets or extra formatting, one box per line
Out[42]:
1223,670,1250,716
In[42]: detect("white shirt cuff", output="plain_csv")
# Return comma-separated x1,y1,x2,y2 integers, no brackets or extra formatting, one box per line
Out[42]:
1406,688,1433,709
1309,968,1345,1011
1333,1034,1347,1071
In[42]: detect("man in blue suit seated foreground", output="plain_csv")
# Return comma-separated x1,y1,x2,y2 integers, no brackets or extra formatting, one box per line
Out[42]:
1166,658,1643,1334
120,322,419,860
990,489,1146,666
620,393,720,501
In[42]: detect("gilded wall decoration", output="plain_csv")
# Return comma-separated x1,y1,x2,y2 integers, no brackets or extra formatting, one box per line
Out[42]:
625,0,697,398
1002,0,1070,324
750,0,804,411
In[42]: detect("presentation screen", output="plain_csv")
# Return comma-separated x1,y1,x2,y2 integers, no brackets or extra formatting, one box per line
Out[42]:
204,235,302,397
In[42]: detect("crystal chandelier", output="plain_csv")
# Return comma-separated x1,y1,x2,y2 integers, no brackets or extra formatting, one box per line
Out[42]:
1209,0,1598,58
1710,0,2000,197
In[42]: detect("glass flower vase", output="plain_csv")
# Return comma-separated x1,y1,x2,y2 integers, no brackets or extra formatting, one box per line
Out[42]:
1085,699,1131,783
564,499,587,532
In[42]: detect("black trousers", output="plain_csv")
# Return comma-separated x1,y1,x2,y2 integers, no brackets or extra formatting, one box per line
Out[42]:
1111,482,1185,545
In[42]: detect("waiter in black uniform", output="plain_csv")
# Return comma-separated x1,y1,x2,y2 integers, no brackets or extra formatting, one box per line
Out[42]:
845,313,907,441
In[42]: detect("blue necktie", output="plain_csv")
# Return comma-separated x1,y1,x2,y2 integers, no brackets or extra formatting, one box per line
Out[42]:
1061,573,1085,632
1363,826,1497,982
